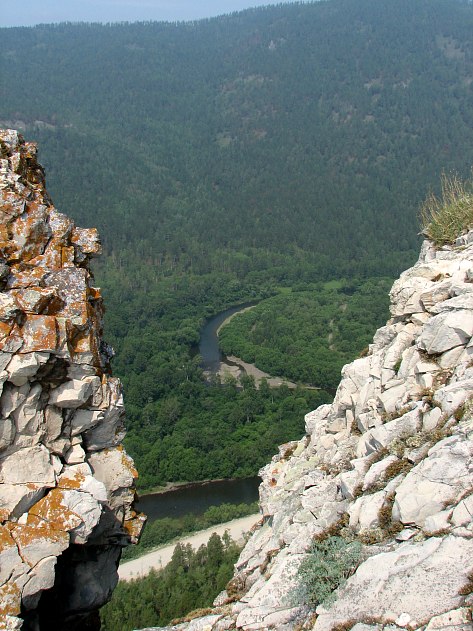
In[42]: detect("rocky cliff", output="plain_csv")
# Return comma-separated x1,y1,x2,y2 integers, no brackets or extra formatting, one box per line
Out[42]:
0,130,144,631
150,232,473,629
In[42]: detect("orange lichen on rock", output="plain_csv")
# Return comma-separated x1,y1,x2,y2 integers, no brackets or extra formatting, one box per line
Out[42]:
27,489,83,532
70,227,101,257
123,513,148,544
0,321,12,340
0,581,22,617
56,470,86,490
19,315,58,353
9,522,69,563
0,509,10,523
121,448,139,479
0,524,16,552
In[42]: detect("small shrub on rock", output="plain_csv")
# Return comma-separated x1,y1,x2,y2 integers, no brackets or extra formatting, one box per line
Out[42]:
295,537,362,608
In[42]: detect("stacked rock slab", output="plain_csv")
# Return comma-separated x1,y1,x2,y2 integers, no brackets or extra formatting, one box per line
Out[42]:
146,231,473,630
0,130,144,631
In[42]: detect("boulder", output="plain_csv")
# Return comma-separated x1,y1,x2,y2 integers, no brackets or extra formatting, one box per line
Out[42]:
6,352,49,386
48,379,93,408
418,310,473,354
314,537,473,631
392,436,473,527
0,446,55,486
21,556,57,610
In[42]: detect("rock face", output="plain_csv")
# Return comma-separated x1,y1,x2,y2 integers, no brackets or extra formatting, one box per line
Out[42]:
149,231,473,630
0,130,144,631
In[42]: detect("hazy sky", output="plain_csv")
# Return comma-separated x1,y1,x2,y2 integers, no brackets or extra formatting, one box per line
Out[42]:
1,1,296,28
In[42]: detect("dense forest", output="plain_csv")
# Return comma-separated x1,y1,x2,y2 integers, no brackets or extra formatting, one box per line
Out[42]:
219,279,391,390
1,0,473,487
101,533,241,630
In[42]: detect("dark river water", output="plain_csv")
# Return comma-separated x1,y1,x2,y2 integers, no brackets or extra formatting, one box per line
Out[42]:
199,302,256,373
136,477,261,522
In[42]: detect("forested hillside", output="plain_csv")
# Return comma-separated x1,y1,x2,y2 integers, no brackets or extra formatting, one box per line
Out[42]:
1,0,473,487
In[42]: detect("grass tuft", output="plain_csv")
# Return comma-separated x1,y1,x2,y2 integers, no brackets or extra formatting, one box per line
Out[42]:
420,172,473,246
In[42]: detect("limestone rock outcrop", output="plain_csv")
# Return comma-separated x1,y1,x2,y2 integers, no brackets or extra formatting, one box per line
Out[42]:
0,130,144,630
148,230,473,630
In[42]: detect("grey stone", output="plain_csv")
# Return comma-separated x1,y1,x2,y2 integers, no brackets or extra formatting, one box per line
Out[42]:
424,607,473,630
392,436,473,527
418,310,473,354
0,445,55,486
362,455,399,491
6,352,49,386
0,417,15,450
70,408,104,436
48,379,93,408
357,409,421,457
0,483,46,520
434,380,473,416
314,537,473,631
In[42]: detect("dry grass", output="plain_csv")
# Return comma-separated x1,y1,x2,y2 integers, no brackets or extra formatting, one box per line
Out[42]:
383,458,412,480
313,513,349,542
226,574,246,599
459,571,473,596
171,607,216,623
420,172,473,245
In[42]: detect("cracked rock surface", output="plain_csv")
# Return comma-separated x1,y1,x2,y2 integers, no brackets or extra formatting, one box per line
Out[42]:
0,130,145,630
145,229,473,629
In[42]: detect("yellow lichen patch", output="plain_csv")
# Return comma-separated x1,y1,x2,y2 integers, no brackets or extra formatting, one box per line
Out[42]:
0,581,21,616
0,240,18,263
71,329,102,366
7,264,47,289
61,246,75,267
123,514,147,541
20,314,58,353
120,449,139,479
0,509,10,523
57,470,86,490
28,489,82,532
0,321,12,340
0,524,16,552
9,522,69,562
0,225,9,242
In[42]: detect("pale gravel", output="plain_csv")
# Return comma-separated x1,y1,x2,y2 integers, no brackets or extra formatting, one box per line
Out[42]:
118,513,261,581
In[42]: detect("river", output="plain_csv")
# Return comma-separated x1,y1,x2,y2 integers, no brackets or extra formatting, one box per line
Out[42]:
136,477,260,522
199,302,298,388
135,303,300,524
199,302,257,374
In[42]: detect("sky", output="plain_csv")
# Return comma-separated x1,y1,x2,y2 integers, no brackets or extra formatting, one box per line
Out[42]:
1,0,296,28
